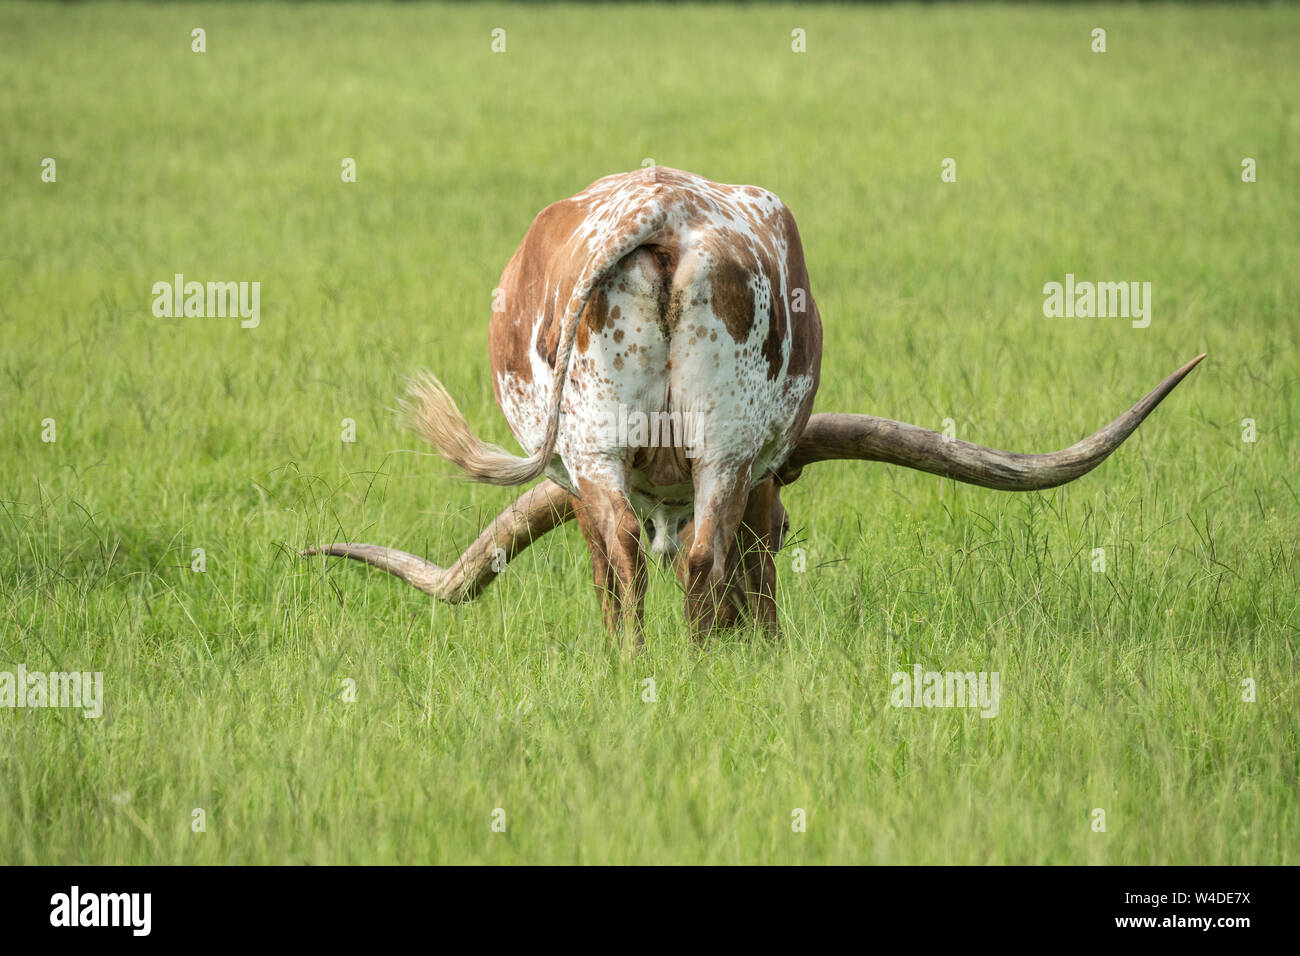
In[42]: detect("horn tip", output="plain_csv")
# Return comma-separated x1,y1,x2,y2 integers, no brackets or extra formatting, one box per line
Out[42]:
1168,353,1207,382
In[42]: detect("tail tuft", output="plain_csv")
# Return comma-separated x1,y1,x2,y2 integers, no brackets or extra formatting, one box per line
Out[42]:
399,372,546,485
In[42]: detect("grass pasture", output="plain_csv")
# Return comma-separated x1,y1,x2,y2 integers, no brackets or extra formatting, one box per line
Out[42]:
0,1,1297,864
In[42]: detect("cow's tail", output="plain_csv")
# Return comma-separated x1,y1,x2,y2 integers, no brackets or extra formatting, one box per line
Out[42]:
404,205,671,486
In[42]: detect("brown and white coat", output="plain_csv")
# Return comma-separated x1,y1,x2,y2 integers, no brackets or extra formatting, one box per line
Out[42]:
306,167,1204,647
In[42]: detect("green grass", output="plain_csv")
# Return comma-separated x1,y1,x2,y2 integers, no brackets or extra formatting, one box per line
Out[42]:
1,1,1297,864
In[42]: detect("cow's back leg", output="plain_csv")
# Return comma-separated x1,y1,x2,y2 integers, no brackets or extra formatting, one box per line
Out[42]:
573,474,646,649
683,465,753,641
571,493,619,633
735,477,781,635
675,478,780,636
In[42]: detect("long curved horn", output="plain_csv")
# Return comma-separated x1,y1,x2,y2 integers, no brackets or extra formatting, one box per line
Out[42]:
776,354,1205,490
302,479,573,602
305,356,1204,601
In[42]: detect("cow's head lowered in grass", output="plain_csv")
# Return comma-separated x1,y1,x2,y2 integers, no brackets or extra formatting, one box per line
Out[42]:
305,166,1204,647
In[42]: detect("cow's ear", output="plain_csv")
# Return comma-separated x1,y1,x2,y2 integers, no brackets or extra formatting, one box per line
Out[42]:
769,494,790,550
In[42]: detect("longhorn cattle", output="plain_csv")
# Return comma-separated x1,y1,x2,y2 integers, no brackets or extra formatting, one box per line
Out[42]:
305,166,1204,646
